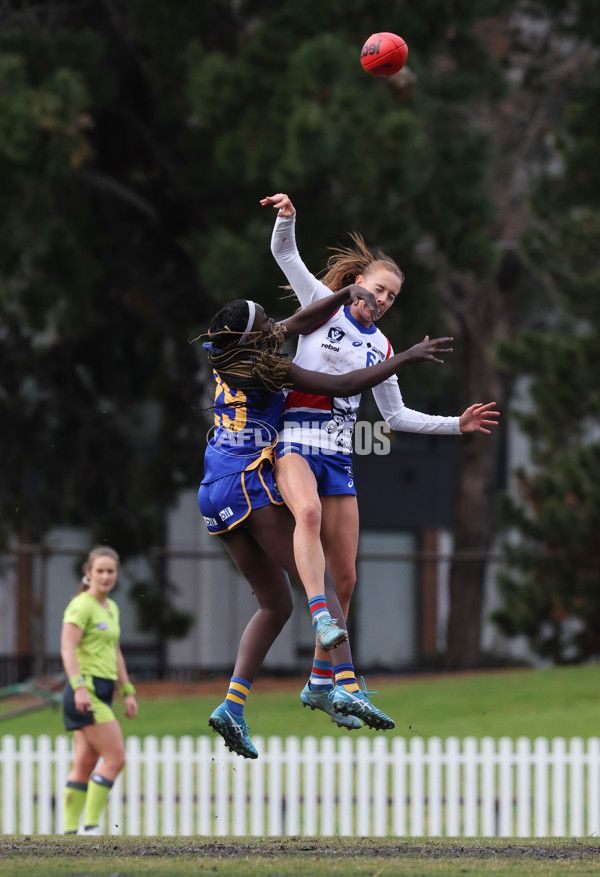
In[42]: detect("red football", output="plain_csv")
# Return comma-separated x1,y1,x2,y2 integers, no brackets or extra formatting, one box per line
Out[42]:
360,32,408,77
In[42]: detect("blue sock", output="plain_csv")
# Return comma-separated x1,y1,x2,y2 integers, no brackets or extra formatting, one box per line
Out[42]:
308,595,329,630
225,676,251,717
309,658,333,692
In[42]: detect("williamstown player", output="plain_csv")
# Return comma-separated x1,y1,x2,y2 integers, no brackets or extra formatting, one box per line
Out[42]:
61,545,137,835
261,192,499,724
201,291,454,757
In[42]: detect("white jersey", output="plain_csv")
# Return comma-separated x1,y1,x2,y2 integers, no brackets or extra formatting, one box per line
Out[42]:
271,214,461,451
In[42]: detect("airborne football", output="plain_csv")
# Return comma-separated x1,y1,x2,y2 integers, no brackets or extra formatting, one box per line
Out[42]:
360,31,408,76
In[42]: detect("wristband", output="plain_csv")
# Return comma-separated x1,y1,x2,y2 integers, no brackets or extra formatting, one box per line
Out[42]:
70,675,87,691
120,683,136,697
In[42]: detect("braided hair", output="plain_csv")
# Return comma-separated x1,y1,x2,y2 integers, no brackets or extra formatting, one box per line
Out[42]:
204,300,292,399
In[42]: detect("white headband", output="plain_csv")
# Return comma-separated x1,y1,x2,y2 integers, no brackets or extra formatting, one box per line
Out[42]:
237,300,256,345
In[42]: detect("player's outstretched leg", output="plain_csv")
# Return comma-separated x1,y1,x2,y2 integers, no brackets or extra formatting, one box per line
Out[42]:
332,668,395,731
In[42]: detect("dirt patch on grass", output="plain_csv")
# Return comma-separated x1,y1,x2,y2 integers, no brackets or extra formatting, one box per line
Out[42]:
2,838,599,859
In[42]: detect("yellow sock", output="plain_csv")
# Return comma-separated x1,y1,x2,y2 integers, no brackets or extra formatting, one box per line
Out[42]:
63,781,87,833
84,772,113,827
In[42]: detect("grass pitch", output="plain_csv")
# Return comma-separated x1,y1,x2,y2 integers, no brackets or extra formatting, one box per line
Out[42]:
2,664,600,741
1,837,600,877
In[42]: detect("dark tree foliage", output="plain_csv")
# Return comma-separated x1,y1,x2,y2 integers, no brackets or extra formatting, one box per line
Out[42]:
494,48,600,661
1,0,512,661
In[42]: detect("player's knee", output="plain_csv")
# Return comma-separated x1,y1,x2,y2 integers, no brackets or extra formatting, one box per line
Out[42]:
295,500,322,533
107,750,126,774
270,591,294,623
334,569,356,604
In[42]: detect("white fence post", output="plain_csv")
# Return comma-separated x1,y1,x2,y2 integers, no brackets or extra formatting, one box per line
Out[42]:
570,737,585,838
427,737,443,837
391,736,407,837
3,733,600,838
284,736,301,837
480,737,496,838
143,736,159,836
533,737,549,837
356,737,372,835
551,737,567,837
1,735,17,835
588,737,600,837
463,737,478,836
19,735,35,835
516,737,531,837
498,736,514,837
321,736,336,837
409,736,425,837
54,735,72,834
445,736,460,836
126,735,141,836
179,736,194,836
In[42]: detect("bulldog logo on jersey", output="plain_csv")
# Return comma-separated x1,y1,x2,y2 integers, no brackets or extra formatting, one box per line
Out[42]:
327,327,345,343
321,326,345,353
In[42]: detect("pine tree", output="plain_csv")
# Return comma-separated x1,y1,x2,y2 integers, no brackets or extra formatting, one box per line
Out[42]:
494,50,600,661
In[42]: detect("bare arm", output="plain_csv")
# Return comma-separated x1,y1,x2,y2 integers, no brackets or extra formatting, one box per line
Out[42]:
279,283,377,340
288,336,453,395
60,623,92,714
116,644,138,719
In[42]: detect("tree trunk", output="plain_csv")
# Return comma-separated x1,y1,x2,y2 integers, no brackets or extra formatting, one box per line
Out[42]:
444,273,508,668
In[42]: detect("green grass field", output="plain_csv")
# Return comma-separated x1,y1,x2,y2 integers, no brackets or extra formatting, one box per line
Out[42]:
1,838,600,877
2,668,600,874
2,664,600,741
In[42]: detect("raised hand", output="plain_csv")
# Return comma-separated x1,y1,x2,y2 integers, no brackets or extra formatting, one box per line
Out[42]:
260,193,296,217
405,335,454,364
346,283,379,320
459,402,500,434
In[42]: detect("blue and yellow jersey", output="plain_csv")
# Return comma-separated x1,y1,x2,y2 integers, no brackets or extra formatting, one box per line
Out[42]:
202,372,286,483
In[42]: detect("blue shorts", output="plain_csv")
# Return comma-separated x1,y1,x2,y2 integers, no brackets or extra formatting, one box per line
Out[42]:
276,444,356,497
198,461,284,535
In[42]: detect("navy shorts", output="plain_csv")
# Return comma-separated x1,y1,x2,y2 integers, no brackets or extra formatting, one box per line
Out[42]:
198,460,284,535
62,676,115,730
276,444,356,497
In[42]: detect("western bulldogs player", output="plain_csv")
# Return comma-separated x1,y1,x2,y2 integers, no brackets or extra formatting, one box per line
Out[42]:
260,192,500,728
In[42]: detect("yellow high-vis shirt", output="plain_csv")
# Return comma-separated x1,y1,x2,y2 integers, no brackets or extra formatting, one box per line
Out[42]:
63,592,120,680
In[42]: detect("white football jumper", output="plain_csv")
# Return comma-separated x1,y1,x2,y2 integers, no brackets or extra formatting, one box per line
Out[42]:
271,214,461,453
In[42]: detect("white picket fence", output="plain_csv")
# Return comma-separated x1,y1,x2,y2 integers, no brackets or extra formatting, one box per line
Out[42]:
1,734,599,837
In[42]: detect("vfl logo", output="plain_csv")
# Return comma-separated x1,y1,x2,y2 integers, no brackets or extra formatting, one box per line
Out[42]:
327,327,345,343
219,506,234,521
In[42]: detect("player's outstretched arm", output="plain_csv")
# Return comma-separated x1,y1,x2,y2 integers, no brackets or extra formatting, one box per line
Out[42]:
279,283,378,339
458,402,500,434
260,193,295,216
288,336,453,396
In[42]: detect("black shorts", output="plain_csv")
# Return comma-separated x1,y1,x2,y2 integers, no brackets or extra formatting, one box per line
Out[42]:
62,676,115,730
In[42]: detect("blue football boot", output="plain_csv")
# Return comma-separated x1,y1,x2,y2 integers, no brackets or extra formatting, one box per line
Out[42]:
208,702,258,759
332,677,395,731
314,615,348,651
300,682,362,730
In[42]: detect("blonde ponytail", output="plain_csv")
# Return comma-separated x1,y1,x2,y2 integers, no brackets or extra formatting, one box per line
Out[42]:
319,232,404,291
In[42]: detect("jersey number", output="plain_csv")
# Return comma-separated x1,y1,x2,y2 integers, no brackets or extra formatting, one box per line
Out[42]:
214,375,247,431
